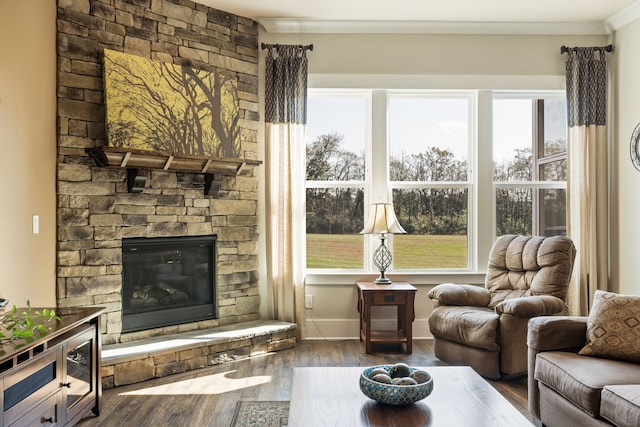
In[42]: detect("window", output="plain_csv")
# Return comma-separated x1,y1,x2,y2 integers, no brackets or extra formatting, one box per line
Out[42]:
305,92,368,269
388,94,472,269
493,95,567,237
306,89,567,273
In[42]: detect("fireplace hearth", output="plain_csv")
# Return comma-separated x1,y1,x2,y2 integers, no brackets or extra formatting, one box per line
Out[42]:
121,236,217,333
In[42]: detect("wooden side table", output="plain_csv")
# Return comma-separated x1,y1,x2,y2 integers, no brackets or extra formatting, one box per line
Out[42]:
356,281,417,354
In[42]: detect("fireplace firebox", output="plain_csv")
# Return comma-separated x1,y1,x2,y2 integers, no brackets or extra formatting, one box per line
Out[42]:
121,236,217,333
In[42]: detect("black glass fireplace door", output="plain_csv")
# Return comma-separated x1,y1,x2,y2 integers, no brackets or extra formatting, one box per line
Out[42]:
121,236,216,333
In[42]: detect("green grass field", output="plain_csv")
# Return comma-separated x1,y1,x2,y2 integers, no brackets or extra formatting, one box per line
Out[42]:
306,234,467,269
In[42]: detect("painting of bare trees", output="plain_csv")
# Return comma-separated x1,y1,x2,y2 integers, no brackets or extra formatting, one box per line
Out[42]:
103,49,240,158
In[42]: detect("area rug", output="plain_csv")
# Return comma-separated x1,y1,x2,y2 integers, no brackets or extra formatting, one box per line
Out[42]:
230,400,289,427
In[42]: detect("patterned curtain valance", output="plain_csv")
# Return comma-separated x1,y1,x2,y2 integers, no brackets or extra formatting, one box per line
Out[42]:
564,46,610,127
264,44,310,125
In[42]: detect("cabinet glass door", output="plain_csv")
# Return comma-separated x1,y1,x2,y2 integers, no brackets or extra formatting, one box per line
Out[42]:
65,328,93,410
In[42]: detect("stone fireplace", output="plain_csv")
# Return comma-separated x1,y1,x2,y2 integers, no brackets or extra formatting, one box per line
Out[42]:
55,0,261,346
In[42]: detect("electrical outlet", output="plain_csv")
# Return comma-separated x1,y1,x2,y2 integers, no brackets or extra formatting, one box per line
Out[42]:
305,295,313,309
32,215,39,234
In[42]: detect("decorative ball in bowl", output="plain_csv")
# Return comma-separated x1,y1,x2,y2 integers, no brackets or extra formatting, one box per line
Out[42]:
360,363,433,405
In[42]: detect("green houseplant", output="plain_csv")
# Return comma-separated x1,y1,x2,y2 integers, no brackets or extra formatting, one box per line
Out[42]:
0,304,61,351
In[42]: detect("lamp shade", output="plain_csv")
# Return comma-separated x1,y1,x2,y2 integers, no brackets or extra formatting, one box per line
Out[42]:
360,203,406,235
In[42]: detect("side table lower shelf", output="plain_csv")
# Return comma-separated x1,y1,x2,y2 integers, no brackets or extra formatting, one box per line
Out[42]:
366,330,409,342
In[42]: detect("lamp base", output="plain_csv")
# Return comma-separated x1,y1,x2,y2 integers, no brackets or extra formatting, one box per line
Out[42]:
374,276,392,285
372,234,393,285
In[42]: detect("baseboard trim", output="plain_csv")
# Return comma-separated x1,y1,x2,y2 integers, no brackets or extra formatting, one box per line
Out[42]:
303,318,432,340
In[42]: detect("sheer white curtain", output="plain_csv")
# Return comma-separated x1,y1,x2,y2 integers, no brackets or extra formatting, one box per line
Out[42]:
564,46,610,315
264,45,309,334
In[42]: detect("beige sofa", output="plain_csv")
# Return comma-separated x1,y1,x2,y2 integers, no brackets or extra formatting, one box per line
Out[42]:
528,316,640,427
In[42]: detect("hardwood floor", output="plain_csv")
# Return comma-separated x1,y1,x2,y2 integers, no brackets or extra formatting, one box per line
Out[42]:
76,340,529,426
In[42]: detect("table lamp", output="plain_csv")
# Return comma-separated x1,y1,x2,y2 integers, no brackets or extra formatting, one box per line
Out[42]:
360,203,406,284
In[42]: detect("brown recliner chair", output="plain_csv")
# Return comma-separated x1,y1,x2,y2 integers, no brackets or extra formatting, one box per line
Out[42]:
427,235,576,379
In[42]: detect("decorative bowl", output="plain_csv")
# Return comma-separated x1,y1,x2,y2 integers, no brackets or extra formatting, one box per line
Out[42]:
359,365,433,405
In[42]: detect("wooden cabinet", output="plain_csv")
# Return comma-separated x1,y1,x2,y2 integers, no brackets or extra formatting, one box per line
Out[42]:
0,307,104,426
356,282,416,354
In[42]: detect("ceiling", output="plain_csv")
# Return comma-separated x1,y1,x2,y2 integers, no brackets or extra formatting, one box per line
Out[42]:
195,0,640,34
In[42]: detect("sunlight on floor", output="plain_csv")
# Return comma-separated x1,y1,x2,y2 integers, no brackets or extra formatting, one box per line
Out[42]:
118,370,272,395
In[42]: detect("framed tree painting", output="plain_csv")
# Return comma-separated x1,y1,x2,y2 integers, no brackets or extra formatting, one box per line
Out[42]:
103,49,240,158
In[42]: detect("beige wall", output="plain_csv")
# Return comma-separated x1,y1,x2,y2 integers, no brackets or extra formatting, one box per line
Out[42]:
259,33,607,76
610,19,640,295
0,2,57,307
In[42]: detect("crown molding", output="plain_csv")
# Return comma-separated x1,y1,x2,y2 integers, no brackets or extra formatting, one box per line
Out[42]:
258,19,609,35
605,0,640,32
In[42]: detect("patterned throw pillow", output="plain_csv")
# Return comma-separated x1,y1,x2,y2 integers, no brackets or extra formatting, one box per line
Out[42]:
579,290,640,363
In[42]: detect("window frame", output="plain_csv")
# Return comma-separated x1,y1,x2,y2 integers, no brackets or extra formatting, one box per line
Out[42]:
492,92,568,237
304,83,566,286
305,89,371,272
386,91,476,272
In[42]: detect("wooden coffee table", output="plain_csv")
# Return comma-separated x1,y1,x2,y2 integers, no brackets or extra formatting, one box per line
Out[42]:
288,366,532,426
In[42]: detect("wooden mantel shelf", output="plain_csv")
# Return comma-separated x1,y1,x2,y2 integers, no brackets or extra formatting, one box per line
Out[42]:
86,146,262,175
86,146,262,193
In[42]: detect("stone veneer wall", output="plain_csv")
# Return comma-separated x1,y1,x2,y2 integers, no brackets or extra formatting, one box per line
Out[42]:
56,0,261,345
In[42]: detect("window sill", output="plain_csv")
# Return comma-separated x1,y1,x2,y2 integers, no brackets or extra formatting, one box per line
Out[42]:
305,271,486,286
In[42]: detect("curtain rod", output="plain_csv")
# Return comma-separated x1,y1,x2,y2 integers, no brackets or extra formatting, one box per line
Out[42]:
561,44,613,54
261,43,314,51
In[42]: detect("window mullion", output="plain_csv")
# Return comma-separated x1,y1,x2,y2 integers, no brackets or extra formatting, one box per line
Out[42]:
476,90,493,273
362,90,389,272
370,90,388,203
